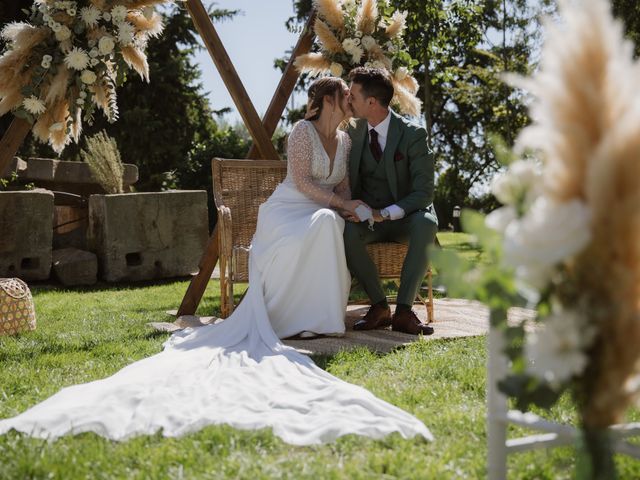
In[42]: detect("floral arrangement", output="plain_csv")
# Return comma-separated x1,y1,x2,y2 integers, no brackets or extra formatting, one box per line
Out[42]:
0,0,166,153
433,0,640,476
294,0,421,116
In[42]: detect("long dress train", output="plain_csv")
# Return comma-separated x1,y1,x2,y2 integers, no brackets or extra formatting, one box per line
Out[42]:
0,121,433,445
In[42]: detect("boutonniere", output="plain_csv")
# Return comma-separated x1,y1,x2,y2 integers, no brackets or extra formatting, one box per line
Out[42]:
394,151,405,162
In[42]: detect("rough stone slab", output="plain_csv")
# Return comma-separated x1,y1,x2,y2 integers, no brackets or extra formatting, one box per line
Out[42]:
88,191,209,282
14,158,138,186
52,248,97,286
0,189,53,280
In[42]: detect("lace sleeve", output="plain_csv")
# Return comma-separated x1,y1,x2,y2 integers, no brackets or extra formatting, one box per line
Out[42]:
333,132,351,201
287,121,344,208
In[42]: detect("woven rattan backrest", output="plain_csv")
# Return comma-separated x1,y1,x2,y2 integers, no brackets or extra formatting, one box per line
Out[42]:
212,159,287,248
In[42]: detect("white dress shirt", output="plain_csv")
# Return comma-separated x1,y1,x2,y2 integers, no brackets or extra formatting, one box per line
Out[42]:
367,111,405,220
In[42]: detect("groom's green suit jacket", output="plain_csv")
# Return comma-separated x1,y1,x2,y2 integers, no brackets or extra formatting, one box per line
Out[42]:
347,110,435,216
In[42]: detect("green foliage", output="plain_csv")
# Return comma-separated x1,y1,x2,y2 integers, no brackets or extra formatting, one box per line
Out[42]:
80,131,124,194
611,0,640,56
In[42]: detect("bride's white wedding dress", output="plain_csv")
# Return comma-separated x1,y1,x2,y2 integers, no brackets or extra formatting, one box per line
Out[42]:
0,121,433,445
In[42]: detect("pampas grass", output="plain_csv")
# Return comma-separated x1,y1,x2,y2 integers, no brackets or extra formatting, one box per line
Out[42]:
314,19,343,54
121,46,150,81
294,52,332,77
356,0,377,35
512,0,640,428
80,131,125,194
314,0,344,33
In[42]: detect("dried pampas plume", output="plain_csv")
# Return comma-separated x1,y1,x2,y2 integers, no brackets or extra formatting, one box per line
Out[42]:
513,0,640,428
385,11,407,39
314,19,343,54
314,0,344,33
121,46,150,82
392,81,422,117
356,0,377,35
81,131,125,194
294,53,331,77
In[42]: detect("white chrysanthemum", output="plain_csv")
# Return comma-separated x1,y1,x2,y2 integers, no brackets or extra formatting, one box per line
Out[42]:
64,47,90,70
342,38,358,53
22,96,46,115
361,35,376,50
503,196,591,290
80,6,101,27
525,309,597,384
342,39,364,64
329,62,343,77
54,25,71,42
117,22,135,45
111,5,128,23
98,36,115,55
80,70,97,84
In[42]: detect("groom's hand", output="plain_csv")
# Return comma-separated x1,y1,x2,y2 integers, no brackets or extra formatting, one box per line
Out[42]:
341,199,369,222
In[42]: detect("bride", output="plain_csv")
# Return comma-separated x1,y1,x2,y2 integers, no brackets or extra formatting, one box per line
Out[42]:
0,77,433,446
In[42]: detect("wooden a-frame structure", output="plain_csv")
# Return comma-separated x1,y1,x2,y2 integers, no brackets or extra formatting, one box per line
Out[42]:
0,1,315,316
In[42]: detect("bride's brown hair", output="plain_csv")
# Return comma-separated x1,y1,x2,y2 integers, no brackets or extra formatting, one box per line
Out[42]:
305,76,347,121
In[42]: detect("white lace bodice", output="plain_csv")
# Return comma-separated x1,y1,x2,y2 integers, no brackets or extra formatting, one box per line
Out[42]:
284,120,351,208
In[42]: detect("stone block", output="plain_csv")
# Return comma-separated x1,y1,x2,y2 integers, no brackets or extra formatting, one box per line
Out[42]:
0,190,53,280
88,191,208,282
52,248,98,286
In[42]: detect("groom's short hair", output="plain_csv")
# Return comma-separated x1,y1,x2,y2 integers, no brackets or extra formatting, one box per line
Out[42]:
348,67,394,107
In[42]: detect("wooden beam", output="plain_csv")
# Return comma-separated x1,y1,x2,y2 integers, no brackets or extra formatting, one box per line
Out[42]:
176,223,220,317
246,11,316,159
0,117,31,177
185,0,279,160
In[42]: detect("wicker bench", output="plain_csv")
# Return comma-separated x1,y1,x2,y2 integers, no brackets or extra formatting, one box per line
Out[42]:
212,158,434,323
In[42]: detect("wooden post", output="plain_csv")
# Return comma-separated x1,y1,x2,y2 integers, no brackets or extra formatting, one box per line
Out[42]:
0,117,31,176
246,11,316,160
176,223,220,317
185,0,279,160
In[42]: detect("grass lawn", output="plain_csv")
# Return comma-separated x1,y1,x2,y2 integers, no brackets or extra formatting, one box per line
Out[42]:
1,233,638,479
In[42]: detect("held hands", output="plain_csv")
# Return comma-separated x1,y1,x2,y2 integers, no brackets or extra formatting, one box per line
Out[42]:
340,199,369,222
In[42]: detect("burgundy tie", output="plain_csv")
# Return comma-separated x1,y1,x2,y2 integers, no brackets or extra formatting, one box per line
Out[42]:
369,128,383,162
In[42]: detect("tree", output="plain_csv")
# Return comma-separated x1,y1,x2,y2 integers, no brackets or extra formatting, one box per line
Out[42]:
611,0,640,56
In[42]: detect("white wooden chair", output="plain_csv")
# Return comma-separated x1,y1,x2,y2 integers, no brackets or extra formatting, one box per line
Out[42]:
487,324,640,478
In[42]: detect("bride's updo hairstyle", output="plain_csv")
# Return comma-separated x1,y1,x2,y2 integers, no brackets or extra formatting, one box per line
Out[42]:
306,76,347,121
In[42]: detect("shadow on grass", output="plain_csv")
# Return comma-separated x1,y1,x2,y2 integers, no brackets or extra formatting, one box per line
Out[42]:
29,276,193,295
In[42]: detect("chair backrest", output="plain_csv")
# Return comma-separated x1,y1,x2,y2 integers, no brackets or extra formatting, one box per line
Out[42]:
212,158,287,250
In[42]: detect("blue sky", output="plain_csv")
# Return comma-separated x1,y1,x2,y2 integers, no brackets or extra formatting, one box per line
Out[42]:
192,1,303,124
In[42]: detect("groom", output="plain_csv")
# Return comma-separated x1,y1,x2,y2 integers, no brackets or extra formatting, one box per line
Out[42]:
344,67,438,336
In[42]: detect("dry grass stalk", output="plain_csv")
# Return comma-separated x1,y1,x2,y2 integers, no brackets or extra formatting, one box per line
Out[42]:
314,19,343,54
81,131,124,194
121,45,149,81
356,0,377,35
385,12,406,39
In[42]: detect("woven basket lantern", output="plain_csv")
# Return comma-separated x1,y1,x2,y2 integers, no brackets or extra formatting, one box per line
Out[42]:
0,278,36,336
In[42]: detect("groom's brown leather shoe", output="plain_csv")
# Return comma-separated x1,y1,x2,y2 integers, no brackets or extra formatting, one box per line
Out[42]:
392,309,434,335
353,303,392,330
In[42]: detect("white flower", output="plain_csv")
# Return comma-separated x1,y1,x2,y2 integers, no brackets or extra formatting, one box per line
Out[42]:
361,35,376,50
54,25,71,42
22,96,46,115
98,36,115,55
485,205,517,234
117,22,135,45
51,23,62,33
79,90,87,98
342,38,359,53
80,70,97,84
89,48,99,58
395,66,408,81
76,98,85,105
41,54,53,69
342,38,364,64
67,8,76,17
491,159,540,206
370,60,386,69
343,0,357,12
49,122,64,132
525,309,597,384
503,196,591,290
64,47,90,70
80,6,101,27
329,62,343,77
90,58,99,67
111,5,128,23
103,12,111,22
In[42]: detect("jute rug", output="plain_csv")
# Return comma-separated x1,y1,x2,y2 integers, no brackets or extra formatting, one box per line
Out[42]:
151,299,535,356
